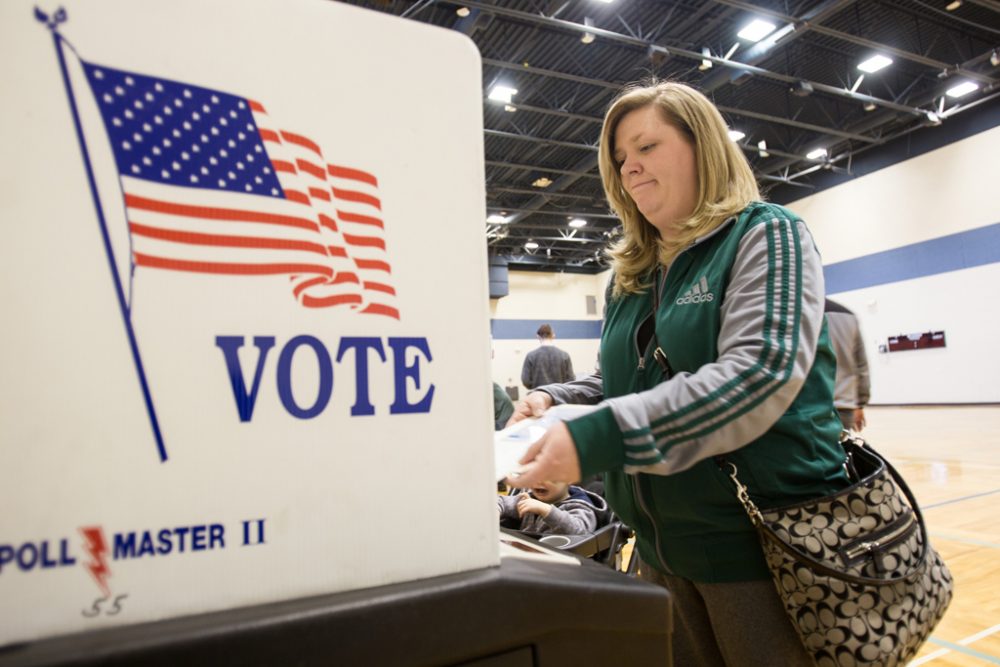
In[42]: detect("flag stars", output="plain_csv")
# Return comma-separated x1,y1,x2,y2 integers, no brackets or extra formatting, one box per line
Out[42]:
144,92,154,102
201,166,209,175
228,171,236,180
219,149,228,157
112,117,122,127
124,76,134,86
209,156,218,165
211,95,220,104
132,132,142,143
238,132,246,140
245,123,254,131
210,127,219,136
229,110,237,119
201,134,209,143
162,138,172,148
154,82,163,92
227,139,236,148
103,93,113,103
181,151,190,160
172,161,181,171
190,175,199,183
124,109,134,119
219,117,228,127
246,154,255,163
271,187,279,196
183,121,192,130
192,144,201,153
131,164,140,174
94,69,104,79
174,99,183,107
161,169,170,179
154,115,163,124
245,184,253,192
142,122,152,132
152,146,162,155
183,89,192,98
254,145,262,153
192,111,201,121
115,86,125,96
202,104,210,113
238,101,246,109
133,99,144,109
172,129,181,138
164,106,173,116
218,179,226,187
121,140,131,150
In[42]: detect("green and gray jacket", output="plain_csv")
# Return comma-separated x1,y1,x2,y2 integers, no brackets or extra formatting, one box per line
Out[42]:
538,202,848,582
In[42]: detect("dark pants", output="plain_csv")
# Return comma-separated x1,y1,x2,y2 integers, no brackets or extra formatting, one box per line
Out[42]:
639,561,814,667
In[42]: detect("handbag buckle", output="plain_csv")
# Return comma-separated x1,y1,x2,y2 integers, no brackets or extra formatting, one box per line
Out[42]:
725,462,763,526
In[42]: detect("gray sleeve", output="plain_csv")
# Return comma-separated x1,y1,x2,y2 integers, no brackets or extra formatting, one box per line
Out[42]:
598,215,826,475
542,504,599,535
533,371,604,406
520,353,534,389
497,495,519,523
854,319,871,406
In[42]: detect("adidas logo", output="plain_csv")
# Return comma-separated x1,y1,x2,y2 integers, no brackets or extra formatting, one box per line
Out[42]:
676,276,715,305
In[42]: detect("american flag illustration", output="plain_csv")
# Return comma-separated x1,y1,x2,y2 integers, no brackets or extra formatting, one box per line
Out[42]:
81,62,399,319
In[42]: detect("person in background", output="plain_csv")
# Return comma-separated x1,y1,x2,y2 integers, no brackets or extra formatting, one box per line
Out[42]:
497,481,607,536
520,324,575,390
825,299,871,431
493,382,514,430
504,80,848,666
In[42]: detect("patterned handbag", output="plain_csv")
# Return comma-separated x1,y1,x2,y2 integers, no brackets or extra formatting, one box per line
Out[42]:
721,433,953,667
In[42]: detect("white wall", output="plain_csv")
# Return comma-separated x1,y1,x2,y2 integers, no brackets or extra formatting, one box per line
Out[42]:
787,124,1000,404
490,270,610,398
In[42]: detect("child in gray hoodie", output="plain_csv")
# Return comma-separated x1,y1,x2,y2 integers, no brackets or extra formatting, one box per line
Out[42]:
497,481,608,535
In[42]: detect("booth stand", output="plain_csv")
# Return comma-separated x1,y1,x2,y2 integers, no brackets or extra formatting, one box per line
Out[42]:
0,555,672,667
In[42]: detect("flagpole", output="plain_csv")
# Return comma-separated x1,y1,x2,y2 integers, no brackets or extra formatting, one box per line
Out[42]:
38,7,169,462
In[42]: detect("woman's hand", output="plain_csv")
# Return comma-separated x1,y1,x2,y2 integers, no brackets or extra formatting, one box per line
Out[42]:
505,391,554,427
506,421,581,488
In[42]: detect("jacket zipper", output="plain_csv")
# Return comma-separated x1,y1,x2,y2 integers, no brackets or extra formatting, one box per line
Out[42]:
631,474,672,574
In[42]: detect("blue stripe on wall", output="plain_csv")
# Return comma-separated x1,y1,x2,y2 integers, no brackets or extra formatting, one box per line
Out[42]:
492,223,1000,337
825,222,1000,294
491,319,602,340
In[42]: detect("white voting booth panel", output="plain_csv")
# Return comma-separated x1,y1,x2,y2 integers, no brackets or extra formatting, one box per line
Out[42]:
0,0,498,647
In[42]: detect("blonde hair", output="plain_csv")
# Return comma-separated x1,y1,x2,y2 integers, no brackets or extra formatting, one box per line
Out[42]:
598,81,760,295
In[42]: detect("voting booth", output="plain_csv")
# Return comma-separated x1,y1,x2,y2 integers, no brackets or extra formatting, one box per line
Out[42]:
0,1,670,663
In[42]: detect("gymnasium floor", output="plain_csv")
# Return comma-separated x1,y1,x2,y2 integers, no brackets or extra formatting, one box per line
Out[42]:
862,406,1000,666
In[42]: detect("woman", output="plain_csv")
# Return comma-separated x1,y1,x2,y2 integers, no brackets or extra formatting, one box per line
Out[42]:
506,81,848,666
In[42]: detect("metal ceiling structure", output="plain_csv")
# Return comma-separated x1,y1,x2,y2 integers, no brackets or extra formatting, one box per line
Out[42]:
336,0,1000,273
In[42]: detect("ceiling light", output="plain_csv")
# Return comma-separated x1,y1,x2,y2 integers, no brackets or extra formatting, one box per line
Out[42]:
806,148,827,160
946,81,979,98
727,129,746,142
524,241,539,250
990,49,1000,67
699,47,713,71
532,177,553,188
791,80,814,97
737,19,776,43
757,140,769,158
455,6,470,17
857,55,893,73
945,0,962,10
581,16,595,44
924,111,942,126
863,101,877,112
488,84,518,104
486,213,509,224
569,218,587,228
503,104,516,113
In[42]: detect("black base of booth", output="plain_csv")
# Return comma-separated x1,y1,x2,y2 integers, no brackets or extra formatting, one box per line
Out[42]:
1,556,671,666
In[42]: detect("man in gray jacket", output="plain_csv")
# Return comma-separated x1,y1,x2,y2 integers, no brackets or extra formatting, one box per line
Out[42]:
825,299,871,431
521,324,575,390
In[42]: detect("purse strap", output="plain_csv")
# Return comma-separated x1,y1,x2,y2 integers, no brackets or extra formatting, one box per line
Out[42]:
720,433,933,585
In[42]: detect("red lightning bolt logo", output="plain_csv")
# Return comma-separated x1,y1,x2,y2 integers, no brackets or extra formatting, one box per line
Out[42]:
80,526,111,597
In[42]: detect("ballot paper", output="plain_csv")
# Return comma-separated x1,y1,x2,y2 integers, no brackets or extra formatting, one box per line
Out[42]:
493,404,600,481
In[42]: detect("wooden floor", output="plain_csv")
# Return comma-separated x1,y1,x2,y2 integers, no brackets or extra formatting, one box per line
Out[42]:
614,406,1000,665
864,406,1000,666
